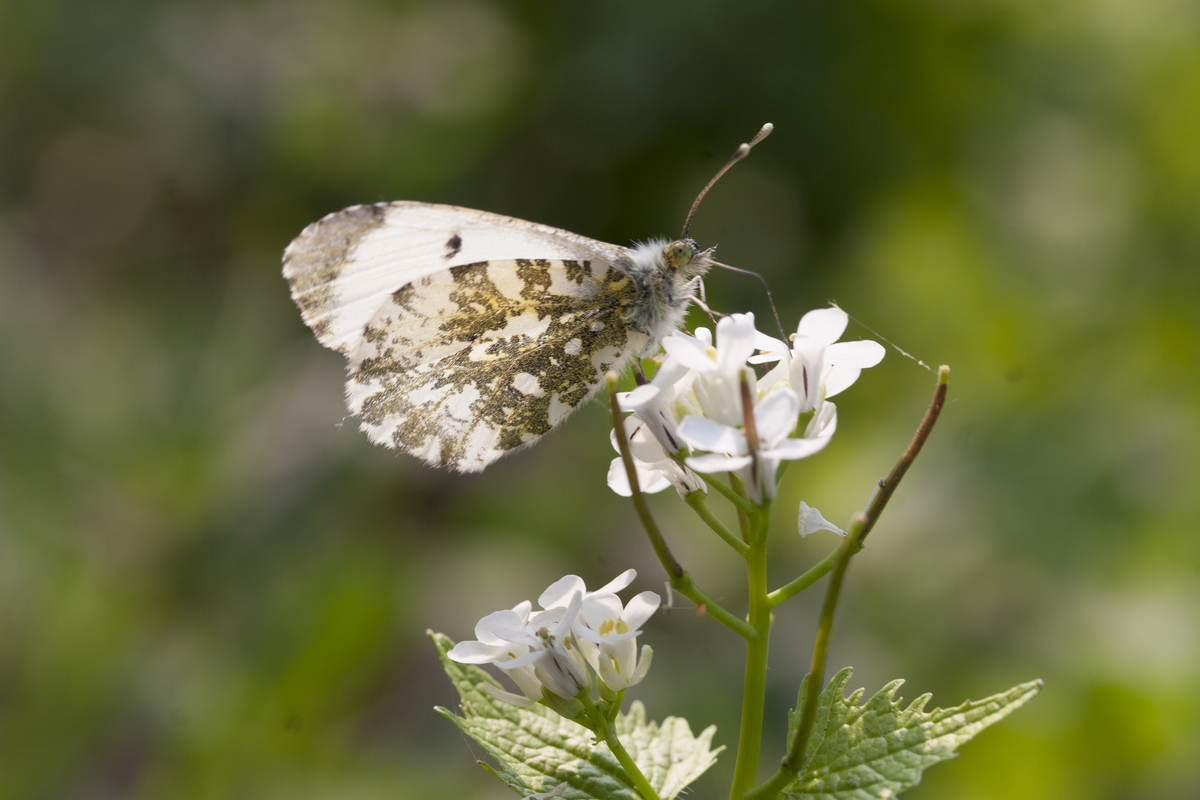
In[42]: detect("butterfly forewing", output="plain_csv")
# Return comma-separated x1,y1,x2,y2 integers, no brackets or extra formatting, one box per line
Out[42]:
283,201,632,355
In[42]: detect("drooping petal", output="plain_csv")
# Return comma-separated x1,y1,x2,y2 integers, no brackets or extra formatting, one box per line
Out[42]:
798,501,846,538
626,644,654,687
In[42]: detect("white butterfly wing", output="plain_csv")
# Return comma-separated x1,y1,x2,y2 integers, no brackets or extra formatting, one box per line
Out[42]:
283,201,633,355
347,257,649,471
283,201,649,472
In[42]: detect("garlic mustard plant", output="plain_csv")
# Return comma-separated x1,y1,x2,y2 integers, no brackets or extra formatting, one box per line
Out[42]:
432,307,1041,800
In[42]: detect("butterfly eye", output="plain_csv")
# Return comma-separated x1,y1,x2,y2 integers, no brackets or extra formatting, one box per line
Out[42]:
665,240,696,269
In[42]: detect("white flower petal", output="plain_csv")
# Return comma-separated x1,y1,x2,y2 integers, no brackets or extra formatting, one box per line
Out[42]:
716,313,758,373
618,384,660,410
596,569,637,595
758,360,791,394
621,591,661,629
482,684,538,707
805,403,838,439
625,644,653,688
538,576,586,610
662,332,715,372
765,436,832,460
447,640,516,664
606,457,633,496
678,415,746,455
627,422,667,462
822,365,863,399
686,453,754,473
826,339,885,367
798,501,847,538
753,330,789,360
796,307,848,344
753,388,801,445
650,356,692,388
504,647,551,669
475,607,529,644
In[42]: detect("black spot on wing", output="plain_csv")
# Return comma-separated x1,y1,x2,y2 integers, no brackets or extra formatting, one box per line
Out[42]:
444,233,463,260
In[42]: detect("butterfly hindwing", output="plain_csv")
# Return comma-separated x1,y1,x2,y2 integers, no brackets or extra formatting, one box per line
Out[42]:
347,258,649,472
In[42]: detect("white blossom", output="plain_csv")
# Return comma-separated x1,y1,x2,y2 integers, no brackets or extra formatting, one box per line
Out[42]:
574,587,661,692
538,569,637,610
448,592,589,706
607,415,705,498
679,384,832,503
606,309,877,505
798,501,846,538
616,354,696,455
662,314,758,427
753,306,885,414
449,571,660,706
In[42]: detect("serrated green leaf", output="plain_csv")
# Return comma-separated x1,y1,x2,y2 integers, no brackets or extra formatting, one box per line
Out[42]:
783,667,1041,799
430,631,722,800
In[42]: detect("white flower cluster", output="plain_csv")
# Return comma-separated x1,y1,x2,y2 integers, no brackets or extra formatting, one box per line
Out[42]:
610,307,885,505
447,569,660,707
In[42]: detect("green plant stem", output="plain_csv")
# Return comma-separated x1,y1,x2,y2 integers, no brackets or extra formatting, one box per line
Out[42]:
745,368,952,800
607,376,754,640
694,469,757,517
580,692,662,800
729,509,773,800
767,544,843,607
744,517,861,800
685,492,750,557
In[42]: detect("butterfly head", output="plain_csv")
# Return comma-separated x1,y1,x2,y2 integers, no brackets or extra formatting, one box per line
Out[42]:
662,238,714,279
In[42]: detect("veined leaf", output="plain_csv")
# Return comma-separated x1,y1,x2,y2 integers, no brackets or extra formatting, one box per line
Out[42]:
783,667,1041,799
430,631,721,800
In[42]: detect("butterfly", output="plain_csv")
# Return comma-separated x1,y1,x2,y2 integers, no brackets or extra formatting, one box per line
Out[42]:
282,126,773,473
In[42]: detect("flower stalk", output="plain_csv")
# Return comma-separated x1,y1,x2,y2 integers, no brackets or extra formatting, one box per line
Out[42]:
607,373,754,640
443,308,968,800
746,366,951,800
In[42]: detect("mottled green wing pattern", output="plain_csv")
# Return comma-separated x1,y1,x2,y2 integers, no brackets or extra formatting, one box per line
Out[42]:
348,258,648,472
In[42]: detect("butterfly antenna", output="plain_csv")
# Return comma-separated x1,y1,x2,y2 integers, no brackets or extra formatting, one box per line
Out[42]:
681,123,774,239
710,259,786,340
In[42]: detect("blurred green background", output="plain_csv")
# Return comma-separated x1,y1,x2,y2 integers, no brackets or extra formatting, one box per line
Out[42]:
2,0,1198,798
